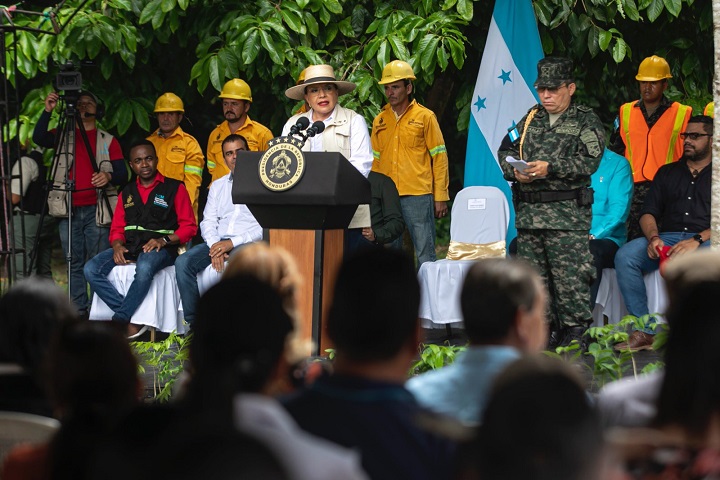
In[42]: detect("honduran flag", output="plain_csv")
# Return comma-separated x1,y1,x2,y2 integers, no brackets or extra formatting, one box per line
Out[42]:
463,0,544,242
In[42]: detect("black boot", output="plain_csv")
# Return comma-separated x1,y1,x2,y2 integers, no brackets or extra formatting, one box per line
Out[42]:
560,326,588,351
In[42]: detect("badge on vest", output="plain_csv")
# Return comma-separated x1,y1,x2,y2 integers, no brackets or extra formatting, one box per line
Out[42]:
124,194,135,209
153,194,169,208
171,146,185,153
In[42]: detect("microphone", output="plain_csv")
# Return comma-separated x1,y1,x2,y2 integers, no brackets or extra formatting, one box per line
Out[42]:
289,117,310,135
305,121,326,138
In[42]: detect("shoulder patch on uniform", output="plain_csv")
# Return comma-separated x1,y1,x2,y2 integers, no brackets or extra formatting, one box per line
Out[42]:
580,130,602,158
576,104,592,112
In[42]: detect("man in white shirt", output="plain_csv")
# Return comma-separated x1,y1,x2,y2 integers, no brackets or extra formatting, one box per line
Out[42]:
175,134,262,326
281,64,372,177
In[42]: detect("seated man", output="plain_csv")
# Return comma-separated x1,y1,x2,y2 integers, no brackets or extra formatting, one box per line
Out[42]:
614,115,713,351
406,258,547,425
84,140,197,337
175,134,262,326
348,170,405,252
283,249,456,480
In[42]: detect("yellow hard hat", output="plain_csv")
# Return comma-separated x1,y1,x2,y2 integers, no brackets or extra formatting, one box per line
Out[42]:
296,68,308,86
704,102,714,118
219,79,252,102
154,93,184,113
636,56,672,82
378,60,416,85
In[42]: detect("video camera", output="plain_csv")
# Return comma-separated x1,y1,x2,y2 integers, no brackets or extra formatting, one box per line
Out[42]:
55,62,82,92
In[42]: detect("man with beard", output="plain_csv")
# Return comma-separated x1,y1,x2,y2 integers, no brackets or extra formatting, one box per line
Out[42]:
206,79,273,183
614,115,712,351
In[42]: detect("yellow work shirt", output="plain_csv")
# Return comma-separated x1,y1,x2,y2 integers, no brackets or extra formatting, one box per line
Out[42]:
147,126,205,219
371,100,449,201
206,117,273,182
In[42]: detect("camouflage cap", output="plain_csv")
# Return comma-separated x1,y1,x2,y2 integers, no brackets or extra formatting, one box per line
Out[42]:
534,57,574,89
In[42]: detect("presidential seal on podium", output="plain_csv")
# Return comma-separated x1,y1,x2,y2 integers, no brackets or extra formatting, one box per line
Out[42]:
259,136,306,191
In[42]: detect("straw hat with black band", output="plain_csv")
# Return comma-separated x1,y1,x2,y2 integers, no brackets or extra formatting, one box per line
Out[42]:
285,64,356,101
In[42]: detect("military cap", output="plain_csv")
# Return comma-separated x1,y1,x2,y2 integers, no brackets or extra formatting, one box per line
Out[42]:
534,57,575,89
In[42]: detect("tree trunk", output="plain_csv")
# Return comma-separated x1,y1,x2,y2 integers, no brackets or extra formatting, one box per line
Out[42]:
713,0,720,248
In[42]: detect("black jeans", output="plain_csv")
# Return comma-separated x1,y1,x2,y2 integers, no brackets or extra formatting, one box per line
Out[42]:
589,238,619,307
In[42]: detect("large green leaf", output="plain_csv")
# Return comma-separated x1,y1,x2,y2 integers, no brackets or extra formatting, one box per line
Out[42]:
456,0,472,21
598,28,612,51
662,0,681,17
611,38,627,63
160,0,175,13
646,0,664,22
139,0,161,24
323,0,343,14
241,30,261,64
418,34,439,70
281,9,305,34
259,29,283,65
387,35,409,60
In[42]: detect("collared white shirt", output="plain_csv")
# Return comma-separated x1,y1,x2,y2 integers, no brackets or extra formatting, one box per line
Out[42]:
282,107,373,177
201,173,262,247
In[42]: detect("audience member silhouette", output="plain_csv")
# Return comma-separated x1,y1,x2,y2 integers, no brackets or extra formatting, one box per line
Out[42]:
0,277,77,416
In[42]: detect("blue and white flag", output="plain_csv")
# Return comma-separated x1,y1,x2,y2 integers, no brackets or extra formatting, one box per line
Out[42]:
463,0,544,242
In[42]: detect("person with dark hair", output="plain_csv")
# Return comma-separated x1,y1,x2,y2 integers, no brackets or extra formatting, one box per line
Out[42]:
283,248,456,480
84,140,196,337
187,276,369,480
462,356,604,480
175,133,262,327
1,322,140,480
608,279,720,477
206,78,273,183
0,277,77,416
614,115,712,351
610,55,692,241
33,90,127,317
147,93,205,220
498,56,605,349
407,258,547,425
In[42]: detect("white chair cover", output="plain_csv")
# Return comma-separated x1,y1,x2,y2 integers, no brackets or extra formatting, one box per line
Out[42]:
89,265,187,334
418,186,510,328
592,268,668,327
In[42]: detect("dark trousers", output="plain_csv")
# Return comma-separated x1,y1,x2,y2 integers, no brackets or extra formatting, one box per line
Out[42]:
589,238,619,307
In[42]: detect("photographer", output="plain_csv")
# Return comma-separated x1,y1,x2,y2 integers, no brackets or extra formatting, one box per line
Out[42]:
33,90,127,317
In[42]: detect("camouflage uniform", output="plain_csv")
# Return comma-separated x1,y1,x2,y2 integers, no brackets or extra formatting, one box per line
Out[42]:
499,102,604,330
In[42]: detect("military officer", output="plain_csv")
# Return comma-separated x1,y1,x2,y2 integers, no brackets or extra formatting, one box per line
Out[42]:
498,57,605,348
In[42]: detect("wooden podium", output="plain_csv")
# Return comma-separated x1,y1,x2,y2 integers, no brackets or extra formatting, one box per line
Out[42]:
233,151,370,355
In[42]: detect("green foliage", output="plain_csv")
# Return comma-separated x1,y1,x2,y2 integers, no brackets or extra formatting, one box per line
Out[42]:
2,0,712,191
410,342,467,376
131,331,191,403
554,314,665,390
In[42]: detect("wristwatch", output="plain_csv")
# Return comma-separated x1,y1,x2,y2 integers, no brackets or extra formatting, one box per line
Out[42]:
162,235,172,245
693,234,704,245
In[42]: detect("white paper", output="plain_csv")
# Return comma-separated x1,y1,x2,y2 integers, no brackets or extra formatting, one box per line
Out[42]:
467,198,486,210
506,156,530,173
348,204,371,229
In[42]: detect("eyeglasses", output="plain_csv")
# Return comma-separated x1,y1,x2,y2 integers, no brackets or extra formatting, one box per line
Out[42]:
535,84,568,95
680,133,712,140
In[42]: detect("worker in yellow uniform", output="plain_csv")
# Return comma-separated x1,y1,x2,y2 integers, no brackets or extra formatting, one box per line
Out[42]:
206,79,273,183
370,60,449,266
610,55,692,240
147,92,205,220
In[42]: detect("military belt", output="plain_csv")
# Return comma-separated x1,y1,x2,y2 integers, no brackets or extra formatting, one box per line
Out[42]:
515,189,581,204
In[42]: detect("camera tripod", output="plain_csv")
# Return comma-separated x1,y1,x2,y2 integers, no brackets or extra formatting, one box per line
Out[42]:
31,90,116,309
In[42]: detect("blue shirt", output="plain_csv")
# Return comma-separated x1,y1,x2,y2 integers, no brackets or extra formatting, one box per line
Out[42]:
282,374,455,480
405,345,521,425
590,148,633,246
